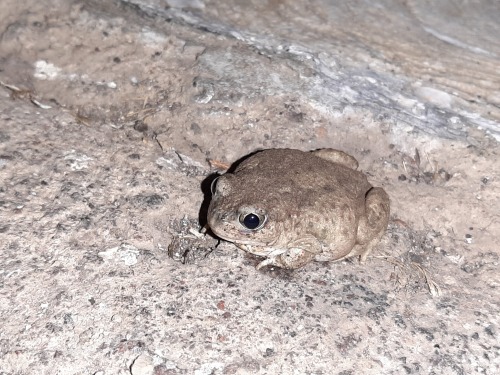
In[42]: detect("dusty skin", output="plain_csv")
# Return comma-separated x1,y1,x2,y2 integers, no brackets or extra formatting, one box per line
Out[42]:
0,0,499,374
207,148,390,269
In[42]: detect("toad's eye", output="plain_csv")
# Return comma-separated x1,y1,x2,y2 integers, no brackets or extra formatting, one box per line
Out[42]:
239,213,267,230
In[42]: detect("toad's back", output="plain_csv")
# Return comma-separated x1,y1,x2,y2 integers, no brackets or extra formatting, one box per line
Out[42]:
230,149,372,212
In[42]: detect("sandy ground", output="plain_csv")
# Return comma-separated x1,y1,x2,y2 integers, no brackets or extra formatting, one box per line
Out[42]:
1,1,499,374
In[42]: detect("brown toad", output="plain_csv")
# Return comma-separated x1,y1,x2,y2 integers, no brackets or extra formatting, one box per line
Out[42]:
207,148,390,269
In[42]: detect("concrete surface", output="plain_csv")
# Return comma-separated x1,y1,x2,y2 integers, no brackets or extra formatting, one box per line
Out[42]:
1,0,499,374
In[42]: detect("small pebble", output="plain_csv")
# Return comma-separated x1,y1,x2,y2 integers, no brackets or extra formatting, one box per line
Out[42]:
130,354,154,375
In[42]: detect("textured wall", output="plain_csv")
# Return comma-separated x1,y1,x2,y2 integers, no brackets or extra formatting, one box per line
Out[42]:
0,1,499,374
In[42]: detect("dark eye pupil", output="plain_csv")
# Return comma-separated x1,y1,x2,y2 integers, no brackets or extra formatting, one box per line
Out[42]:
242,214,260,230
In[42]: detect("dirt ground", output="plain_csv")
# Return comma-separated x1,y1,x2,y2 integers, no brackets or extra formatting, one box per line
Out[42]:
1,1,499,374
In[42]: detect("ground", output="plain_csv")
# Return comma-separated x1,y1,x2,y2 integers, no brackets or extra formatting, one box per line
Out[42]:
0,1,499,374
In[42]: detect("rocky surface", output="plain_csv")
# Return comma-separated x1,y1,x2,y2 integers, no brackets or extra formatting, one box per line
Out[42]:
1,0,499,374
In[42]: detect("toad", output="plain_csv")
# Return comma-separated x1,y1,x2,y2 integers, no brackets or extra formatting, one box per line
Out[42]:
207,148,390,269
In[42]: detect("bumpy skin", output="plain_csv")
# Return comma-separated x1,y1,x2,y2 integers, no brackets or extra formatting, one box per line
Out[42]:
207,148,390,270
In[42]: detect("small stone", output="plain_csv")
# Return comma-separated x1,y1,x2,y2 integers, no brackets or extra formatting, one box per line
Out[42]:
263,348,274,357
130,354,155,375
414,86,453,109
134,120,148,132
190,122,202,134
98,244,140,266
166,307,176,316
